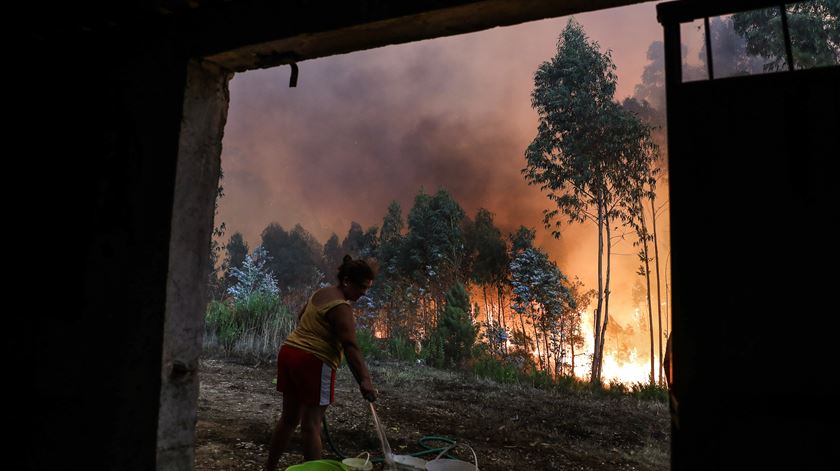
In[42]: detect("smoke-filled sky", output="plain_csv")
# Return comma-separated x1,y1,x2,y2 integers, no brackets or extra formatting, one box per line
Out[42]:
216,2,671,360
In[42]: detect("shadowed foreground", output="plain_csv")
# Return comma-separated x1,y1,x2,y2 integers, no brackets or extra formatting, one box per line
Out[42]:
196,358,669,471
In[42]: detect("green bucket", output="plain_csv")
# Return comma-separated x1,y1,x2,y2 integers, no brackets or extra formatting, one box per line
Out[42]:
285,459,349,471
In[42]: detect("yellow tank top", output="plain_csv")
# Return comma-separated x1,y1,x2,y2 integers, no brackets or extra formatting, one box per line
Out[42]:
283,293,351,369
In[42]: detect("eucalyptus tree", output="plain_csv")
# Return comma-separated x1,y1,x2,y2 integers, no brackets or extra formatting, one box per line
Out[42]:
367,201,414,337
226,245,279,301
426,283,477,368
403,189,467,332
524,19,652,383
322,233,343,277
222,232,249,293
259,223,322,297
632,47,673,384
509,228,574,373
465,208,509,328
617,98,661,385
733,0,840,71
508,226,537,353
341,222,379,260
562,277,593,376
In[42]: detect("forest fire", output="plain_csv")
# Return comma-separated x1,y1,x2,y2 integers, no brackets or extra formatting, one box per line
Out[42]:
575,312,658,384
212,7,675,391
505,305,660,385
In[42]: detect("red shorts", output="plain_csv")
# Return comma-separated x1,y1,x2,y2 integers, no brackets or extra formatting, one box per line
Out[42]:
276,344,336,406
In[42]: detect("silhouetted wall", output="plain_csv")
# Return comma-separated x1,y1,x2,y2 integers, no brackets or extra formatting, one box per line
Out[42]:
667,57,839,471
15,20,189,471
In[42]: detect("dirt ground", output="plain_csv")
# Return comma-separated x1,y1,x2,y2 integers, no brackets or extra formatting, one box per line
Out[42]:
195,357,670,471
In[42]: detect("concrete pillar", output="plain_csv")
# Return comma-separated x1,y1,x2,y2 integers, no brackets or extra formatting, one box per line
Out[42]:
157,59,232,471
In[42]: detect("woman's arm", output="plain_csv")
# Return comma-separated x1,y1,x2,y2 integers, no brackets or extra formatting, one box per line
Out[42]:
326,304,377,402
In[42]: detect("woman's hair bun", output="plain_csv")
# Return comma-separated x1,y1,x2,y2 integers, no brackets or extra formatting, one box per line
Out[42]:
337,254,376,284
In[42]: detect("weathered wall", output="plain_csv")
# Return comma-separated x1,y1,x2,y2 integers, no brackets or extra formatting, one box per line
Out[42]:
157,60,231,471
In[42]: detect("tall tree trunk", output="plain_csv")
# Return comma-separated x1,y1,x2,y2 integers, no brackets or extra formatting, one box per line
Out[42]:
427,295,435,336
598,209,612,383
542,319,551,375
518,309,529,356
591,202,605,384
639,202,655,385
386,298,392,338
497,286,504,330
483,284,491,326
533,312,544,371
650,195,664,386
420,295,425,334
559,314,567,376
498,285,508,355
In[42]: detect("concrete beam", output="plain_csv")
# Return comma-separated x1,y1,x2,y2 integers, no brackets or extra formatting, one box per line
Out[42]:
188,0,654,72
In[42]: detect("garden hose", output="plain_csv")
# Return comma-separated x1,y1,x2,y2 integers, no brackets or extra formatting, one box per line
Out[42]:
322,416,458,463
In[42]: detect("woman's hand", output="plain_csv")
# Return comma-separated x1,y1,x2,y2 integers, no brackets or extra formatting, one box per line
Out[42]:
327,303,377,402
359,377,377,402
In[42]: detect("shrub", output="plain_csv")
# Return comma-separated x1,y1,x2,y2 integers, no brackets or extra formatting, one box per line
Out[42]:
472,354,520,384
226,246,278,300
629,382,669,402
356,328,385,360
421,332,446,368
203,290,295,361
606,379,630,396
205,300,240,351
425,283,477,368
525,367,554,389
387,335,416,362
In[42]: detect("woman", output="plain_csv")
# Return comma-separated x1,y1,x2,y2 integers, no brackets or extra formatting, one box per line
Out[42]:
265,255,378,471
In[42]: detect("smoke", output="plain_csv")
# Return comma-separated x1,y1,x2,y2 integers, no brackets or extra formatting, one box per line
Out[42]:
222,53,547,244
633,41,666,112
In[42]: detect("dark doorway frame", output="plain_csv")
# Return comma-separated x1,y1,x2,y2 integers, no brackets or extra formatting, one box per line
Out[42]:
163,0,840,467
657,1,838,469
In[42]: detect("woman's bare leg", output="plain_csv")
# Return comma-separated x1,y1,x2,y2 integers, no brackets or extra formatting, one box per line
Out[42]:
299,404,328,461
265,393,302,471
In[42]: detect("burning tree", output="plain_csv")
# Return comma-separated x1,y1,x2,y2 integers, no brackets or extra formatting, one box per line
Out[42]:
524,19,656,384
508,226,575,374
616,98,662,385
560,277,593,376
364,201,418,337
464,208,510,335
